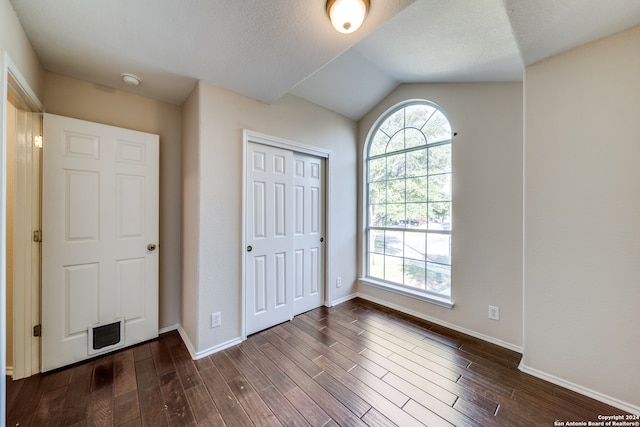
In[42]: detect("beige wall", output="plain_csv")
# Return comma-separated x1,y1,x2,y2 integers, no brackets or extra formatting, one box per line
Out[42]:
182,81,358,354
0,0,43,98
42,72,183,329
180,78,200,348
523,26,640,410
358,83,524,349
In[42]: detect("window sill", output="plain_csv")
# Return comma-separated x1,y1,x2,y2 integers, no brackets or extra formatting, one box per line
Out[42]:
359,277,455,309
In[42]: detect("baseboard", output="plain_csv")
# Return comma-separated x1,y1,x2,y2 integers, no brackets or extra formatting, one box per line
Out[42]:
159,324,179,334
357,292,524,353
176,325,243,361
328,292,358,307
5,366,13,377
173,295,358,360
518,362,640,416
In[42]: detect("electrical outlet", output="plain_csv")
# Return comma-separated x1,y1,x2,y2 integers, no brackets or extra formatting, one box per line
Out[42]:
336,276,342,288
211,312,222,328
488,305,500,321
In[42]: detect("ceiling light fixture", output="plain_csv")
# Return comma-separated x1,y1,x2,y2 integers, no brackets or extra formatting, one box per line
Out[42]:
326,0,370,34
121,73,141,86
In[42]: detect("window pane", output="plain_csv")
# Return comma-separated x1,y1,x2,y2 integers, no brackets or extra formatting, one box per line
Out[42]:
427,233,451,265
386,204,405,226
370,229,386,255
406,176,427,202
406,203,427,227
380,109,404,137
427,262,450,295
428,202,451,230
387,179,405,203
369,204,386,227
404,259,426,290
404,231,426,261
424,110,451,143
369,253,384,280
387,153,405,179
387,131,405,154
369,157,386,182
428,144,451,174
369,181,386,205
370,130,389,157
406,104,435,129
384,255,404,284
406,149,427,178
428,174,451,201
405,127,426,149
385,231,404,257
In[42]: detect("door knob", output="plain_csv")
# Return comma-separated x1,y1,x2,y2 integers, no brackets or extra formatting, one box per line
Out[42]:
147,243,157,251
247,245,253,252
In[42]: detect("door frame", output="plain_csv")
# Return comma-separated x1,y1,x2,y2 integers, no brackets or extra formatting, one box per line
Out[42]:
1,50,44,418
7,83,42,380
241,130,332,340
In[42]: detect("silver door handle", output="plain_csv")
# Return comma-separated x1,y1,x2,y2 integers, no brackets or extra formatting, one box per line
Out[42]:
147,243,157,251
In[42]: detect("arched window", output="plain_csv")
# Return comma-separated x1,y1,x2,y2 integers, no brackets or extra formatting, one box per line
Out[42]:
365,101,452,303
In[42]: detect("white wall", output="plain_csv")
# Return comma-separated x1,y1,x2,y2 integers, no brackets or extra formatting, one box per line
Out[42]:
522,26,640,411
358,83,524,350
181,81,358,355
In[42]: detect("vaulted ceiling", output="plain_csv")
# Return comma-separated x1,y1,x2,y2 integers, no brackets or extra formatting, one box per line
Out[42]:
9,0,640,120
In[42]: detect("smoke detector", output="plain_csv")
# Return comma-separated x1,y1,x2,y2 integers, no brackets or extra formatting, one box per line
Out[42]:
121,73,141,86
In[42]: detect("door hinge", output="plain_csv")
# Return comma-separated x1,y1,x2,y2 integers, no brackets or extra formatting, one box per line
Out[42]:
33,324,42,337
33,230,42,242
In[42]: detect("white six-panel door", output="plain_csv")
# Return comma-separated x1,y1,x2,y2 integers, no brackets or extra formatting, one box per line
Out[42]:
245,143,295,335
293,152,324,316
42,113,159,372
245,142,325,335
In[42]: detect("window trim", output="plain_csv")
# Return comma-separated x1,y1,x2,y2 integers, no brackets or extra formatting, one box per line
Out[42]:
359,277,455,309
361,99,454,308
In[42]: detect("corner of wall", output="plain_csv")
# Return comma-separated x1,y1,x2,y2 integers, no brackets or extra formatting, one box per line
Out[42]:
179,82,201,352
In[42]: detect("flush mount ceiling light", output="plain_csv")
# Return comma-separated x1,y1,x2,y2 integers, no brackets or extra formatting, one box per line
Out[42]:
121,73,141,86
326,0,370,34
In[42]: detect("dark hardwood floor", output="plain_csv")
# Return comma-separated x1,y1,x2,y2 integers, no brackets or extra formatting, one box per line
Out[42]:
6,298,628,426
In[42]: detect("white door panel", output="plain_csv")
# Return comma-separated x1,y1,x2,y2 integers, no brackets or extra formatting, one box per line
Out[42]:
246,143,294,335
293,153,324,315
42,113,159,372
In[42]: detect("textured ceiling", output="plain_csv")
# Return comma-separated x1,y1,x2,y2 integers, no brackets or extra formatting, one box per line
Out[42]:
9,0,640,120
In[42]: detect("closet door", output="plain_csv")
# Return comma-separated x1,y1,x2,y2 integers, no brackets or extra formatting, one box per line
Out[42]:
293,152,325,315
245,142,295,335
245,142,327,335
